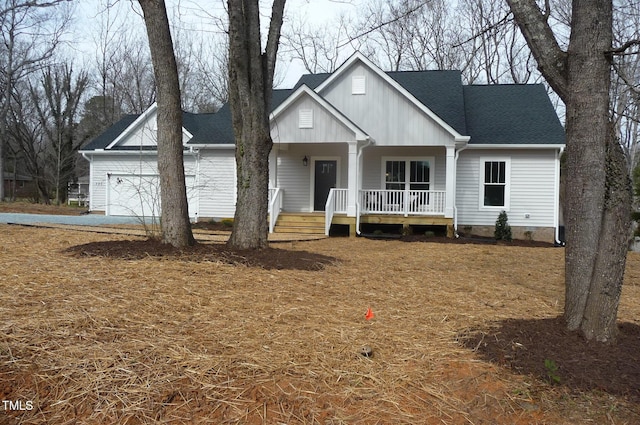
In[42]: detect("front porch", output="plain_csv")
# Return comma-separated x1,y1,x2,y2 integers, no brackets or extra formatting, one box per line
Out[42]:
268,188,453,236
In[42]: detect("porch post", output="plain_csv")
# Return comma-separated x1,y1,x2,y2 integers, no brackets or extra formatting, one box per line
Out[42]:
445,146,455,218
347,141,358,216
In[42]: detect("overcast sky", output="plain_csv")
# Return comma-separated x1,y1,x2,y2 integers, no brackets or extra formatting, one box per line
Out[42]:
70,0,360,88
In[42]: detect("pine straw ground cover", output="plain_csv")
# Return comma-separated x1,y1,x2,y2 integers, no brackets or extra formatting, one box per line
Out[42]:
1,225,640,424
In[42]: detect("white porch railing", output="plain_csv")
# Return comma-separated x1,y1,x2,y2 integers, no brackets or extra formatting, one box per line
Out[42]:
268,187,283,233
359,189,446,216
325,188,348,235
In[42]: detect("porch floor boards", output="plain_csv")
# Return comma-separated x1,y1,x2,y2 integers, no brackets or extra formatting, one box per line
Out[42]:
272,212,454,236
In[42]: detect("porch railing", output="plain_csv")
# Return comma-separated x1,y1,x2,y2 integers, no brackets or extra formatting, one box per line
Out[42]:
325,188,348,235
359,189,446,216
268,187,283,233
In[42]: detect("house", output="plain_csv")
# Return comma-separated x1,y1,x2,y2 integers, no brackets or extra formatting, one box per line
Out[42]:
79,52,565,242
3,171,35,200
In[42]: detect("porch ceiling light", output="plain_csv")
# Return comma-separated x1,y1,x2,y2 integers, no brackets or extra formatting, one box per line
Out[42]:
303,156,308,166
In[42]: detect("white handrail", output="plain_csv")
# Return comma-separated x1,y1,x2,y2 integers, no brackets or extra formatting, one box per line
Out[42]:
325,188,348,235
268,187,283,233
325,188,336,235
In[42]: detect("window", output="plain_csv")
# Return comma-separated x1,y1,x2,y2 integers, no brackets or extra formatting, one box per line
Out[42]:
480,158,510,208
298,109,313,128
385,161,406,190
384,158,432,190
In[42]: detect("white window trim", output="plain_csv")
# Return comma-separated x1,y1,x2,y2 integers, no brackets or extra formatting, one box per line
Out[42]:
478,156,511,211
381,156,435,190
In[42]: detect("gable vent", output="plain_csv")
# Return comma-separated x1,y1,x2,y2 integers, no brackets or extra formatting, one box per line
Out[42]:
299,109,313,129
352,75,366,95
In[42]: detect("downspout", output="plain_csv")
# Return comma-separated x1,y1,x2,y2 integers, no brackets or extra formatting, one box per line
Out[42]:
453,144,469,237
355,138,373,235
188,146,200,223
81,152,92,212
554,146,565,245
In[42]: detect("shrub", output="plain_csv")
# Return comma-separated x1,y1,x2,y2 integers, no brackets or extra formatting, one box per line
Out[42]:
221,218,234,227
494,210,512,241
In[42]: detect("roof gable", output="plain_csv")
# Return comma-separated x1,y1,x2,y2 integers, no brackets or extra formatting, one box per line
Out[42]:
270,85,369,142
314,52,469,142
81,114,140,151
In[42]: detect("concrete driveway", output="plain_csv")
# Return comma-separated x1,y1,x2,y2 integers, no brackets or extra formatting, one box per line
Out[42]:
0,213,143,226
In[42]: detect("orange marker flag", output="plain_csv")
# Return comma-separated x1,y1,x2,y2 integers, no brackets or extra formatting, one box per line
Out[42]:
365,307,374,320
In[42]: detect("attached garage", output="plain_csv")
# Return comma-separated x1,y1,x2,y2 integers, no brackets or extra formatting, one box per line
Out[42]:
106,173,198,218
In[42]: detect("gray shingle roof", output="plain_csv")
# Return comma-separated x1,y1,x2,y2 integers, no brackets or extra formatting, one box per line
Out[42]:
83,71,565,151
463,84,565,145
81,114,139,150
388,70,467,135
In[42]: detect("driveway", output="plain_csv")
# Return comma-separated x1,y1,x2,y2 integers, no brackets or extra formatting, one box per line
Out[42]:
0,213,144,226
0,213,327,242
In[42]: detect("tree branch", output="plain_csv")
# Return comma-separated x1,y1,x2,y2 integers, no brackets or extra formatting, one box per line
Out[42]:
506,0,569,101
451,12,513,49
337,0,427,49
607,39,640,56
264,0,286,106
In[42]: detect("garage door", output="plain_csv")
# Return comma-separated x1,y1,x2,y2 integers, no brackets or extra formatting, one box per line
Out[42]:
106,174,197,218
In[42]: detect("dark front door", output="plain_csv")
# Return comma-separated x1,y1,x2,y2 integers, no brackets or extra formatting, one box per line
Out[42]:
314,160,337,211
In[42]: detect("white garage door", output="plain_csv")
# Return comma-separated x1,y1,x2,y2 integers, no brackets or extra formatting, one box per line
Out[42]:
106,174,197,218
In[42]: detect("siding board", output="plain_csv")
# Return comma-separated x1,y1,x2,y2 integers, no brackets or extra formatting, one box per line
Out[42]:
320,63,456,146
456,150,557,227
271,96,356,143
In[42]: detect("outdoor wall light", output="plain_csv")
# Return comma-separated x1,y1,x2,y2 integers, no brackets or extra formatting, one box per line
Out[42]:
303,156,308,166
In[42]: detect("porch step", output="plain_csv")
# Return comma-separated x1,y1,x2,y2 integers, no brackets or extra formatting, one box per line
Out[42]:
273,213,325,235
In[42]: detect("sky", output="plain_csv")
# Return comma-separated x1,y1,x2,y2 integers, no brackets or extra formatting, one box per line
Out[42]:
71,0,360,88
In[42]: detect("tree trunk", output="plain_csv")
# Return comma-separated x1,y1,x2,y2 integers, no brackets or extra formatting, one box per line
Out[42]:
226,0,286,250
138,0,195,248
507,0,632,342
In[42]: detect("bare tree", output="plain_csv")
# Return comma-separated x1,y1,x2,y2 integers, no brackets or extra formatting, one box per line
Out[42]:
6,79,50,202
507,0,633,343
282,14,355,74
31,63,89,204
226,0,286,250
138,0,195,247
0,0,71,201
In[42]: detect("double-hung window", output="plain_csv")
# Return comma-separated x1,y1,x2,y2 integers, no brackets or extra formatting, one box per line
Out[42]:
480,157,510,209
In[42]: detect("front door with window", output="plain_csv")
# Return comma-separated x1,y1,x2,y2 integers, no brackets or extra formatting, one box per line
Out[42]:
314,160,337,211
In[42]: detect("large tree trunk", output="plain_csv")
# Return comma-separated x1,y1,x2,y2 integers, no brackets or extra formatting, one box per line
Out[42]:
138,0,195,248
507,0,632,342
226,0,286,250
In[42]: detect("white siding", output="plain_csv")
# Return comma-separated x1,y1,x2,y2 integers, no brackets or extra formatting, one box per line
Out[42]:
88,153,204,217
361,146,447,190
90,154,160,212
115,110,192,148
271,95,356,143
197,149,237,218
456,149,558,227
320,63,456,147
273,143,347,212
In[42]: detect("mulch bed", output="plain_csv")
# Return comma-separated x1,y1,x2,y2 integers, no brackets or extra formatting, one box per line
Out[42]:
1,223,640,424
65,239,338,270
